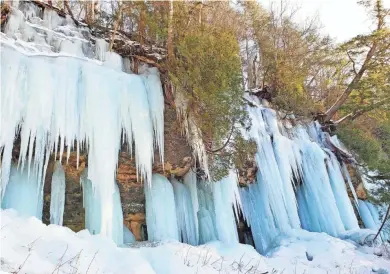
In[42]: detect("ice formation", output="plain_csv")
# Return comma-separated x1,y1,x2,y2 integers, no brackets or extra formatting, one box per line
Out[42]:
239,103,360,253
183,170,199,244
142,67,165,163
49,162,66,226
197,181,218,244
358,199,379,230
171,178,198,245
325,151,359,230
81,169,124,245
0,42,163,241
212,175,241,244
0,2,376,258
145,174,179,241
1,164,43,219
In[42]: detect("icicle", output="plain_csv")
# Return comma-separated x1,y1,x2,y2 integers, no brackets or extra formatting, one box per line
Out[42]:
358,200,378,230
197,181,217,244
81,169,101,235
81,169,124,245
174,91,210,179
325,151,359,230
95,39,108,61
213,174,240,244
142,67,165,163
342,163,360,210
183,170,199,244
145,174,179,241
1,164,43,219
171,178,197,245
239,177,279,254
50,162,66,226
247,107,295,233
295,139,345,236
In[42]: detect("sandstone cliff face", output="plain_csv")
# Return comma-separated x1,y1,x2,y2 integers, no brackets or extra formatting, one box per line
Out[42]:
41,104,192,240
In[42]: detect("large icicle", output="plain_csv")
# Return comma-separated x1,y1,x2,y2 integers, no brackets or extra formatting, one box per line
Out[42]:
81,169,124,245
263,109,301,229
49,162,66,226
142,67,165,163
239,178,278,254
171,178,197,245
358,200,378,230
342,163,360,210
243,107,297,244
294,137,345,236
183,170,199,244
197,181,218,244
1,164,43,219
145,174,179,241
213,174,241,244
325,151,359,230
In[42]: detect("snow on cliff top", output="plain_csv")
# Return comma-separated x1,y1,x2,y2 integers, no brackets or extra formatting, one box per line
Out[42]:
1,209,389,274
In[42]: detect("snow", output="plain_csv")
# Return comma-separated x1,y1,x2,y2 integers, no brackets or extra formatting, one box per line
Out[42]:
2,209,390,274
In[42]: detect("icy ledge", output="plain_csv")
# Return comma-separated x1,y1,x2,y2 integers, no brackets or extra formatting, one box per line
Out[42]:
1,209,389,274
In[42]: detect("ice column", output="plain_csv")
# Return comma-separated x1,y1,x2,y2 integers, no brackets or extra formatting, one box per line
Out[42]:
81,169,124,245
197,181,218,244
213,174,241,244
183,170,199,244
50,162,66,225
1,164,43,219
143,67,165,162
145,174,179,241
295,139,345,236
171,178,198,245
248,108,299,237
325,152,359,230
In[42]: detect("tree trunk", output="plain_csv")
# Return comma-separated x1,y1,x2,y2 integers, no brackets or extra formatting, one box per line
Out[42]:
108,5,123,52
373,204,390,242
324,40,378,122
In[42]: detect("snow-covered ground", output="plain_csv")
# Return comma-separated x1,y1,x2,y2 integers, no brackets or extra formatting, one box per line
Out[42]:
1,209,389,274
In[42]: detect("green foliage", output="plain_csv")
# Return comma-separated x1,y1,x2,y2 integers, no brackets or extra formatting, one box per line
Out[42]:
338,125,382,170
168,2,247,151
338,120,390,203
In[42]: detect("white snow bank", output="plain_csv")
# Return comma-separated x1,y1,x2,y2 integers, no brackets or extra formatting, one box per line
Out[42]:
1,209,389,274
268,229,390,273
0,209,269,274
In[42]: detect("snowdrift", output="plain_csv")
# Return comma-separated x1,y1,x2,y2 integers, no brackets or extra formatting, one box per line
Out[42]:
1,209,389,274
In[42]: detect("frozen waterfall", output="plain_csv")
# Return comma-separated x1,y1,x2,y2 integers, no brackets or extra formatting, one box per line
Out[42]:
0,44,164,242
0,4,371,254
238,103,360,253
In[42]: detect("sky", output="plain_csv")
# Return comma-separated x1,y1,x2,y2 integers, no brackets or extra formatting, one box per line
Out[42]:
260,0,390,43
